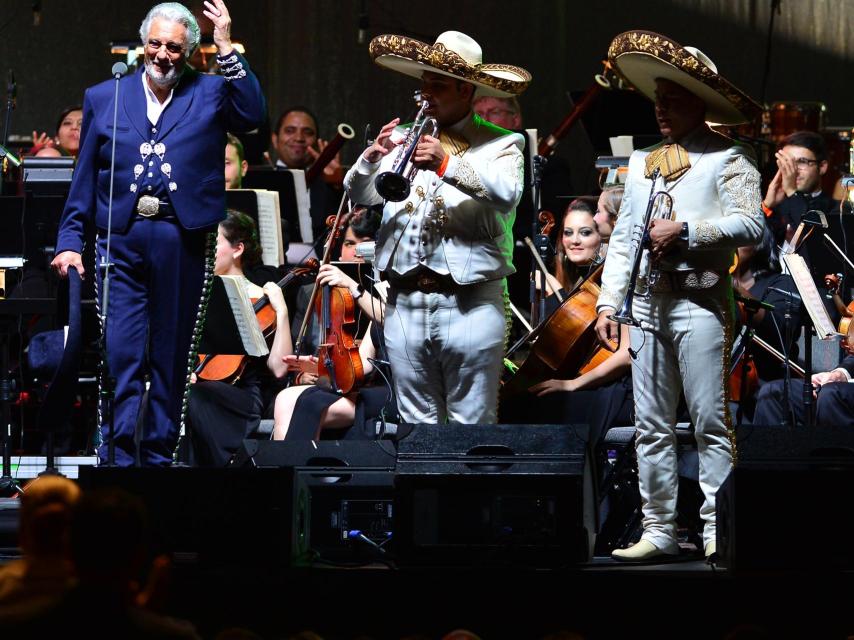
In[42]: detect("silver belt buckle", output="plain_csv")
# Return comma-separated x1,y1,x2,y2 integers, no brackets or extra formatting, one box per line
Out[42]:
137,195,160,218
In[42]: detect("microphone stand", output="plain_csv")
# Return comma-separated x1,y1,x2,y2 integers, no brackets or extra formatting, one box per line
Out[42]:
529,155,550,328
1,70,15,197
99,62,128,466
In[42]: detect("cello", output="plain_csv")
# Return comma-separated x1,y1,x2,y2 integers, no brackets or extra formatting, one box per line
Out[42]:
501,263,615,401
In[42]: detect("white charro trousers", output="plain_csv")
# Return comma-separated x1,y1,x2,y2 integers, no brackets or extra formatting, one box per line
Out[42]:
628,282,734,550
384,279,506,425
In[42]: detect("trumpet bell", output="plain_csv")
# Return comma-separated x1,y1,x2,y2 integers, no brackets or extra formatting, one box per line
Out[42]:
375,171,411,202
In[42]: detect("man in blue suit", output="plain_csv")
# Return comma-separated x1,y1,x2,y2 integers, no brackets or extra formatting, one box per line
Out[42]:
51,0,266,466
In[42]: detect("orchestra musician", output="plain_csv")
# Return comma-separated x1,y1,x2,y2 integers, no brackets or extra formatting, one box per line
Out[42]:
187,211,292,466
595,32,764,561
273,207,392,441
269,106,342,241
502,194,633,442
51,0,266,466
344,31,531,425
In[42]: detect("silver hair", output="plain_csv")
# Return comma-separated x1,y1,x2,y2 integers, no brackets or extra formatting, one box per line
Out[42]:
139,3,200,57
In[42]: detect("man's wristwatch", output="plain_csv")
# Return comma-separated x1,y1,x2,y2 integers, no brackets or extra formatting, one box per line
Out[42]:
351,284,365,301
679,222,690,242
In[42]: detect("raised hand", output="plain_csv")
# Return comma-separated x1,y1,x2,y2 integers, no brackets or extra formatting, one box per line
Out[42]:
364,118,400,163
775,151,798,197
763,169,784,209
202,0,233,56
32,130,55,149
306,139,343,178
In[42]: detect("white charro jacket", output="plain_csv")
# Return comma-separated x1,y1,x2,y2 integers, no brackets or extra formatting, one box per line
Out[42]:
597,124,764,312
344,111,524,284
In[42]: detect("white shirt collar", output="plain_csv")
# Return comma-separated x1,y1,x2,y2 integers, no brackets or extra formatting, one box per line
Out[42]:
141,72,175,126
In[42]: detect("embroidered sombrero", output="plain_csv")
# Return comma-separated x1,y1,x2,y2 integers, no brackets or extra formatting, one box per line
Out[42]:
369,31,531,98
608,30,761,125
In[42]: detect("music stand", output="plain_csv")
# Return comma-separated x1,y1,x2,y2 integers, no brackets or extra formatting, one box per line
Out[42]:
781,252,839,427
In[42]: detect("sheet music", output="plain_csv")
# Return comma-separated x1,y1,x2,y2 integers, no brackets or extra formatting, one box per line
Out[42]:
781,253,837,340
287,169,314,243
219,275,269,357
254,189,285,266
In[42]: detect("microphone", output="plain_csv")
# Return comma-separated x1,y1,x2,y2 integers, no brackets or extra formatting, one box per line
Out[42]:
6,70,15,103
357,0,368,44
112,62,128,79
767,286,801,301
733,292,775,312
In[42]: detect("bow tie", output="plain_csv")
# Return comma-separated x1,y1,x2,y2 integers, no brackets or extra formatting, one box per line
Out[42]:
645,143,691,182
438,129,470,158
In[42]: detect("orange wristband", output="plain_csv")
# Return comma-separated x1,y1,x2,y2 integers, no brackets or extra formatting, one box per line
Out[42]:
761,202,773,217
436,154,450,178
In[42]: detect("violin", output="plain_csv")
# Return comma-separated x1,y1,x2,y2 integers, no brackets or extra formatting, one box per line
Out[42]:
196,261,319,384
299,208,365,394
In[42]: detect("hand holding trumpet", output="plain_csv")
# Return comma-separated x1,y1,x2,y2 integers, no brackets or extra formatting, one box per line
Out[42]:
412,135,446,172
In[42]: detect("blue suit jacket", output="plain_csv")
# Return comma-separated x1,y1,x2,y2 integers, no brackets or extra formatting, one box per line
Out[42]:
56,54,266,254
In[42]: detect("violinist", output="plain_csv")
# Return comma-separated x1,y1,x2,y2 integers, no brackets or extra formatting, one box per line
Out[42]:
187,211,293,467
271,323,394,441
273,210,394,441
289,207,382,362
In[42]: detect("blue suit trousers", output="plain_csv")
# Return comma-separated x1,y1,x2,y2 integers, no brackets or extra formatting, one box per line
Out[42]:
96,216,209,466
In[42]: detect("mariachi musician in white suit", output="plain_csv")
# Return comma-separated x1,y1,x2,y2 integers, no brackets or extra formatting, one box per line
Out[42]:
595,31,764,561
345,31,531,425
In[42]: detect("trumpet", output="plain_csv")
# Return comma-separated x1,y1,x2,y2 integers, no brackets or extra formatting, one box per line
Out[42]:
610,169,674,326
374,91,438,202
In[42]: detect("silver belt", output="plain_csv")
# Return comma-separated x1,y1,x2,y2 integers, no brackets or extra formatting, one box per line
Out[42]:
649,270,723,293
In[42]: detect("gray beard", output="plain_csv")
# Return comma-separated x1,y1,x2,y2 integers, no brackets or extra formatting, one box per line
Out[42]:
144,60,180,89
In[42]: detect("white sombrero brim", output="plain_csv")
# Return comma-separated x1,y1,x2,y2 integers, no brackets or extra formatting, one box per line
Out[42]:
608,31,761,126
369,35,531,98
615,53,746,125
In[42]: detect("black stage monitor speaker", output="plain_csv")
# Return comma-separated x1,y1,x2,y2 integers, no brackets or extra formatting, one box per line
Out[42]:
717,424,854,571
230,439,397,470
231,439,397,565
394,423,593,567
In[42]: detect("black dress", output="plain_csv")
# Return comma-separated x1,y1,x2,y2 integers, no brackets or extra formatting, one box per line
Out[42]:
187,360,265,467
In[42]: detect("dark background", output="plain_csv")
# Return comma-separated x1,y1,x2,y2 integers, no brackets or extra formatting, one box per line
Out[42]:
2,0,852,194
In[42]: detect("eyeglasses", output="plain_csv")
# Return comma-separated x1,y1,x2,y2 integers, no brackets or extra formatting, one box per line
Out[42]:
794,158,819,168
147,39,185,55
477,107,517,120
